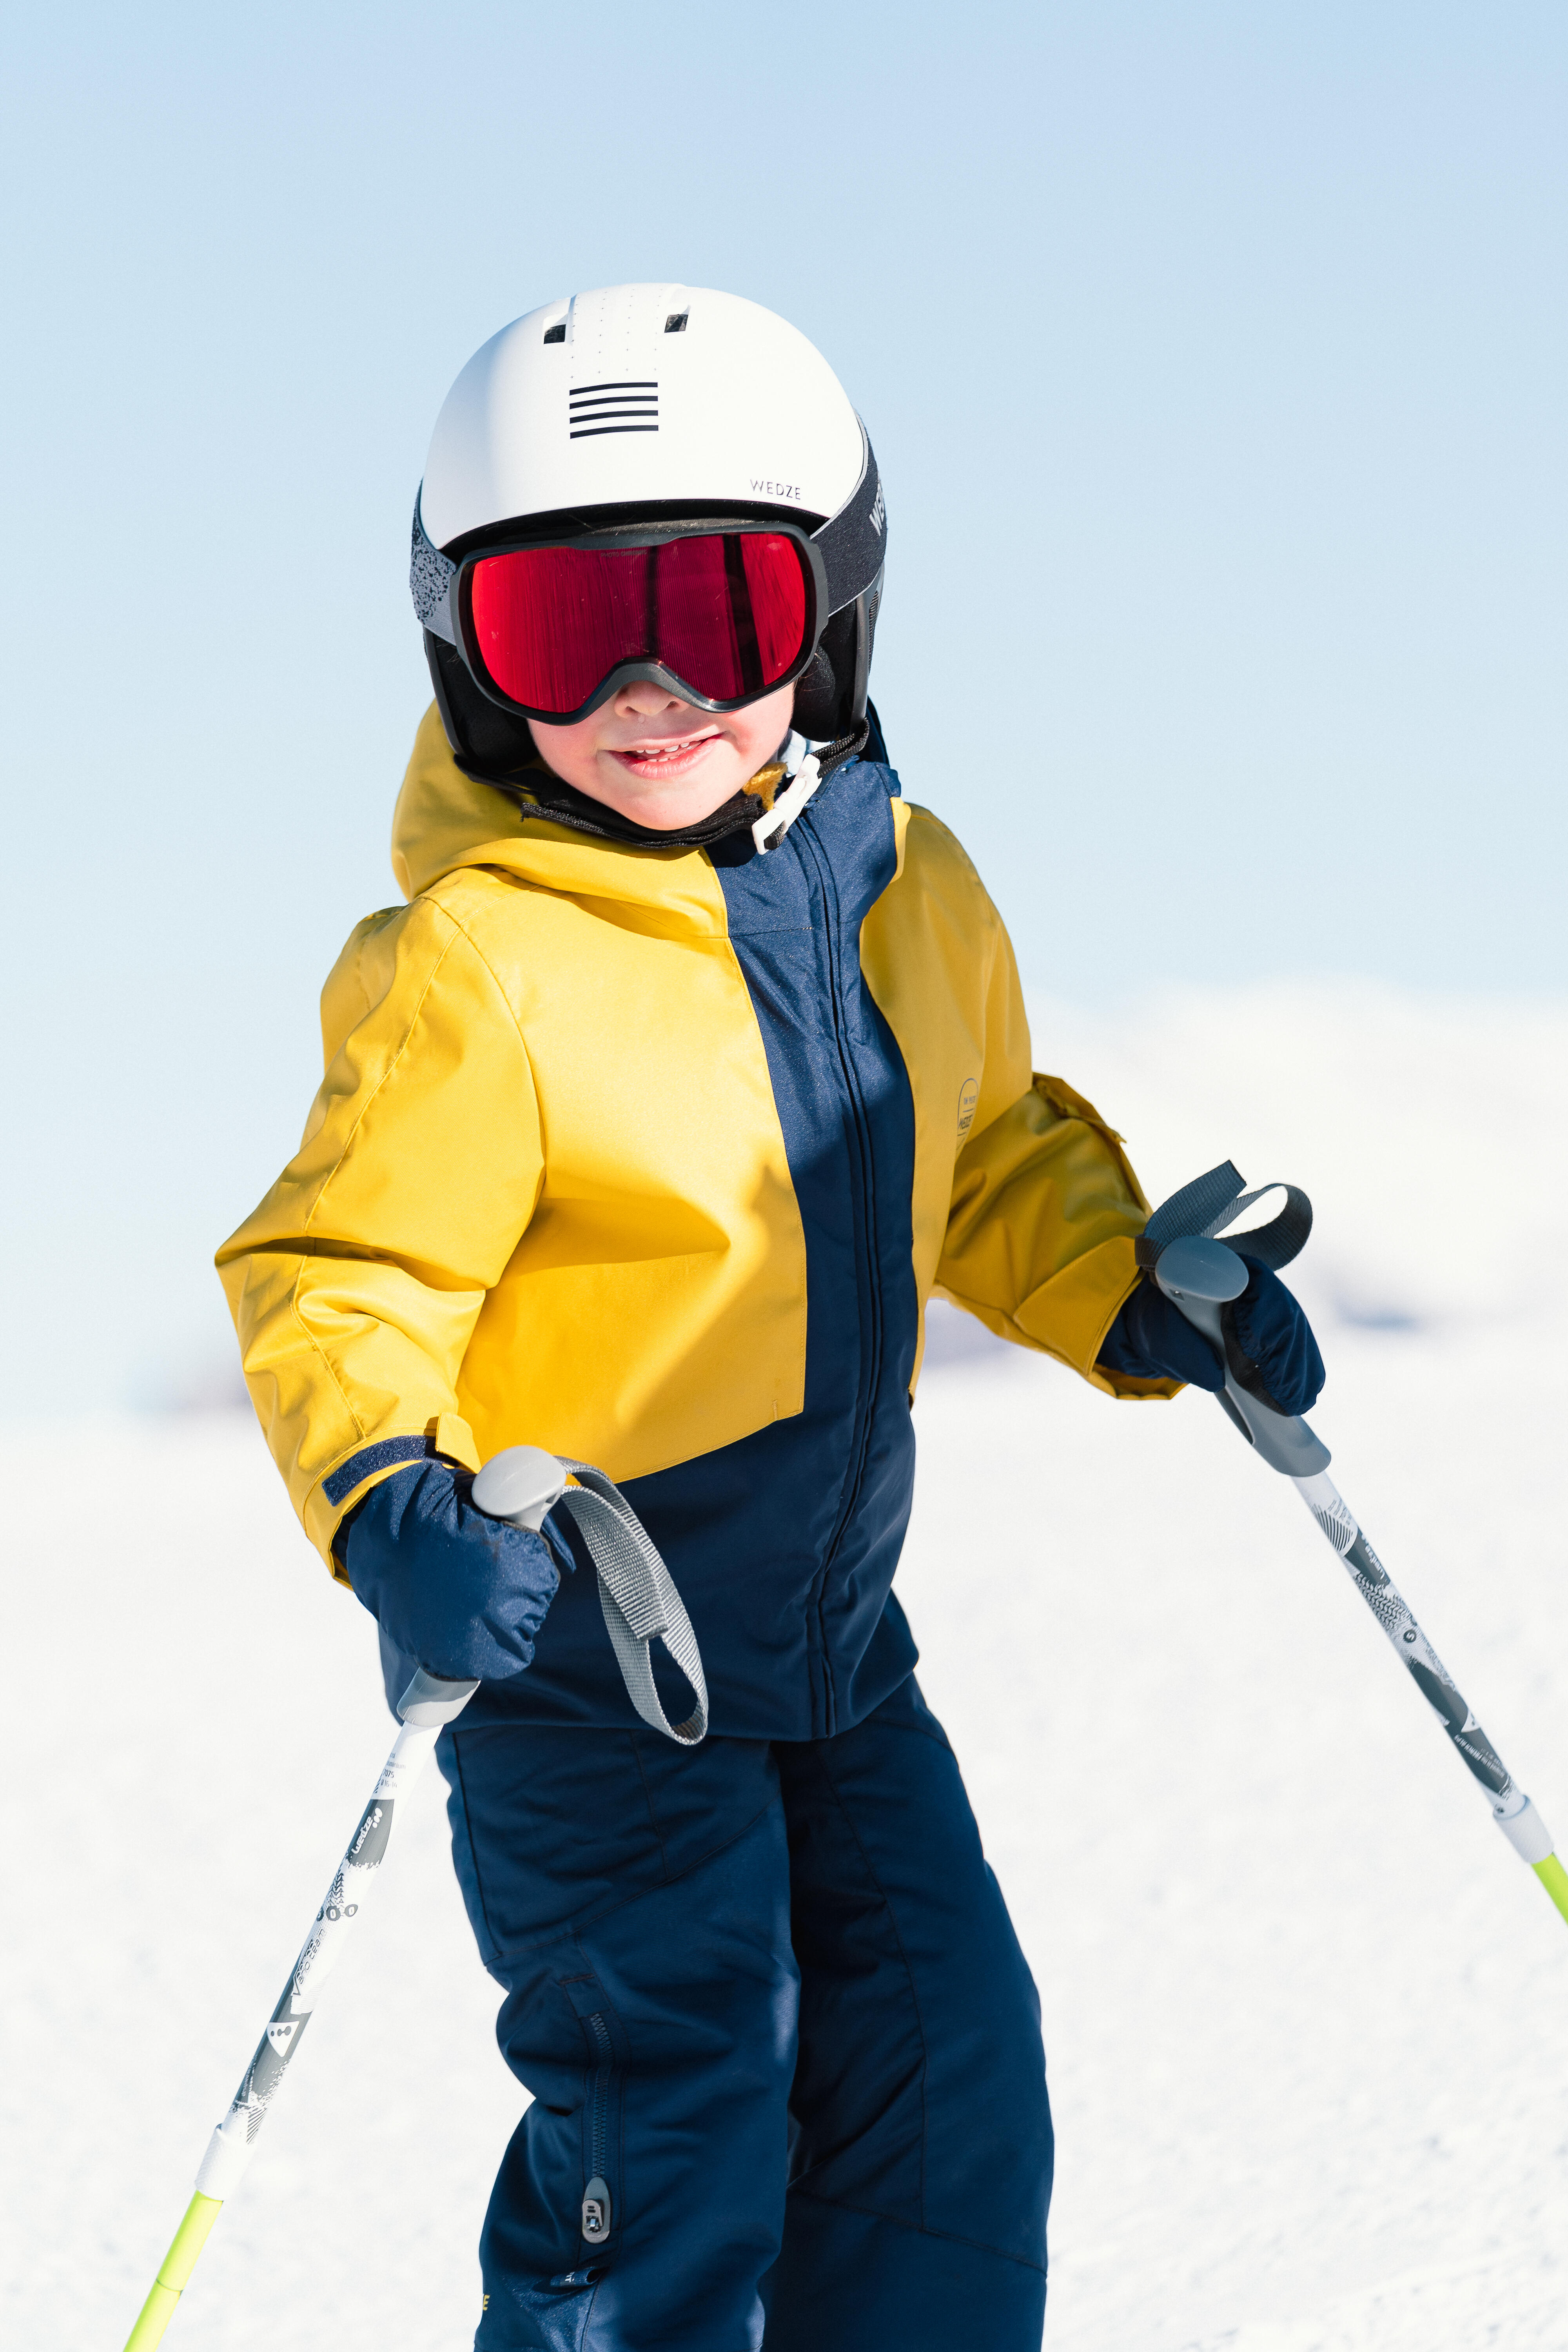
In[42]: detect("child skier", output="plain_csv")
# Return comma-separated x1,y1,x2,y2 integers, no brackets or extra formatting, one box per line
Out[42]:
218,282,1323,2350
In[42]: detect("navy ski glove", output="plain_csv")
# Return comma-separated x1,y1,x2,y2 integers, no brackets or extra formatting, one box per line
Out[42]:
340,1459,573,1684
1098,1255,1326,1416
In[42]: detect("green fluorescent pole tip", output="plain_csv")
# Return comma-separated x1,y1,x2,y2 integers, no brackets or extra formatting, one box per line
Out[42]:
1535,1853,1568,1927
123,2192,223,2352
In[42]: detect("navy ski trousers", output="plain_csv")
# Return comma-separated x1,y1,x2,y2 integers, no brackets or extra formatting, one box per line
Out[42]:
436,1673,1052,2350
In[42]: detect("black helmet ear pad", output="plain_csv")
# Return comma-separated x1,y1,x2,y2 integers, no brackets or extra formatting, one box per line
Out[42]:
425,631,540,776
789,634,843,741
791,576,882,742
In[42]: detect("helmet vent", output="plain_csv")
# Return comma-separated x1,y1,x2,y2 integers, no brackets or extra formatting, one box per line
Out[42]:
664,311,689,333
569,380,659,439
542,322,566,345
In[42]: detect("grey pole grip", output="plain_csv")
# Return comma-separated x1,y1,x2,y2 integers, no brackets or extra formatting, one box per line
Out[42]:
395,1448,568,1726
1153,1236,1331,1478
396,1667,481,1726
472,1444,570,1531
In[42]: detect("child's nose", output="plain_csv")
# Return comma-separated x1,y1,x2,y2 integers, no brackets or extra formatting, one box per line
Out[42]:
614,680,697,718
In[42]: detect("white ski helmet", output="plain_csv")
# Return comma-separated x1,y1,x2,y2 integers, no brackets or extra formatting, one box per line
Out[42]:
411,283,886,770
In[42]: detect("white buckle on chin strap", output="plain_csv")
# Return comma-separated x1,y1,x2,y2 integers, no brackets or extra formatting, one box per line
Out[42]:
752,731,824,855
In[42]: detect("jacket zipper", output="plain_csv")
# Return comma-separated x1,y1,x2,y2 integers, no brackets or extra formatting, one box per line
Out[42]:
586,2011,612,2180
795,818,884,1733
580,2012,614,2246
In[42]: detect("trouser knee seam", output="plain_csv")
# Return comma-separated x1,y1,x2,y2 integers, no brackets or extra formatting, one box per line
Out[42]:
811,1750,933,2230
787,2182,1047,2277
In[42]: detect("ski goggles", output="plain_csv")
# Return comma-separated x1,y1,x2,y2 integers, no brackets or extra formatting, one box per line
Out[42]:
411,503,828,724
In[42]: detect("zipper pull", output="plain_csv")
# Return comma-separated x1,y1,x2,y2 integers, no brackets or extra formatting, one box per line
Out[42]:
581,2176,612,2243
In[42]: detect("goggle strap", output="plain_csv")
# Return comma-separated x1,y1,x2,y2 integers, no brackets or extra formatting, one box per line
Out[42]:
815,425,886,615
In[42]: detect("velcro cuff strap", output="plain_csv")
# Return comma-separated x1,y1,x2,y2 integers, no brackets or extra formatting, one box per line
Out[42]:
324,1435,436,1506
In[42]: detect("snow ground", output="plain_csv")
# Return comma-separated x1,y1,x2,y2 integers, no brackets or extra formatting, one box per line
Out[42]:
4,984,1567,2351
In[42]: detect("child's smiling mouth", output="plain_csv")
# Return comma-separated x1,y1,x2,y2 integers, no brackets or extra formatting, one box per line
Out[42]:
608,728,724,780
531,675,793,824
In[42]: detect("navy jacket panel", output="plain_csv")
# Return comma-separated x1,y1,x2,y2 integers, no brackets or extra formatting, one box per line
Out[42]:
411,761,923,1743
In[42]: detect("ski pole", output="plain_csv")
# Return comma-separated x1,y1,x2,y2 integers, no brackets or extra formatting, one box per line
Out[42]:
122,1443,569,2352
1140,1164,1568,1930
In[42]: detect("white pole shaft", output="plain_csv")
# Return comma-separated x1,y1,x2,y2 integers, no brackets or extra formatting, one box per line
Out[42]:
179,1459,565,2209
1290,1469,1557,1866
192,1716,442,2200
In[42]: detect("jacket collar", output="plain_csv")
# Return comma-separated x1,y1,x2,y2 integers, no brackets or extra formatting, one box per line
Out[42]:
393,702,780,926
457,753,782,853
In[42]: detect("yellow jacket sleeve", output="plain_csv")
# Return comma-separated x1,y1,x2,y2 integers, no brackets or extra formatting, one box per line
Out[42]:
216,889,544,1570
931,880,1178,1401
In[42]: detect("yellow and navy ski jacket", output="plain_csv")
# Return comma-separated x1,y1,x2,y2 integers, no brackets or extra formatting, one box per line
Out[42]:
218,707,1176,1739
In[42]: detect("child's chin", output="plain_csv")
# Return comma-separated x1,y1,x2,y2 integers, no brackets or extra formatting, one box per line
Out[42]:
596,775,746,831
595,751,741,807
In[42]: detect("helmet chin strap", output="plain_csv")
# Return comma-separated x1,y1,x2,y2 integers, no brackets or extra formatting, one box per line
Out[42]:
752,714,874,855
752,731,823,855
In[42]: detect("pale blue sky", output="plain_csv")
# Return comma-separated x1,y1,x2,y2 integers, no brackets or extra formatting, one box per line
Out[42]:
2,2,1564,1410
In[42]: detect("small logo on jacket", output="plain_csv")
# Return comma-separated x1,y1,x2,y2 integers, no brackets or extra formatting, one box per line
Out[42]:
957,1079,979,1142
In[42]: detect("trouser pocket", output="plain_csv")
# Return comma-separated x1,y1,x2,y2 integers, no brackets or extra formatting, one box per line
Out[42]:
475,1796,797,2349
554,1967,629,2270
478,1948,633,2315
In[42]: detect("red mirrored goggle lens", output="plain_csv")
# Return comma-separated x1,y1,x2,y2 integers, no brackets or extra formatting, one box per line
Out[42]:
467,532,812,715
